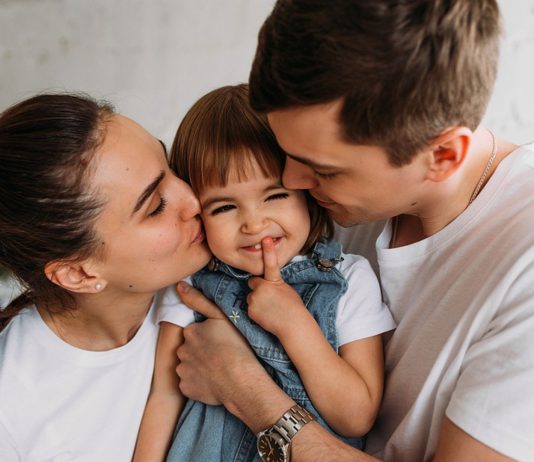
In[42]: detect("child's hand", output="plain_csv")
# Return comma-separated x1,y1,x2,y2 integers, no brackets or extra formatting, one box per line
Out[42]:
247,237,311,339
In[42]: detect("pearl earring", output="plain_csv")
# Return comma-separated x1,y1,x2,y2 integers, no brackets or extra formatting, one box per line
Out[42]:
95,283,103,291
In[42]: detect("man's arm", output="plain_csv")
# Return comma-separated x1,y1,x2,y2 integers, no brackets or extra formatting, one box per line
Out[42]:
176,282,377,461
433,418,515,462
176,283,519,462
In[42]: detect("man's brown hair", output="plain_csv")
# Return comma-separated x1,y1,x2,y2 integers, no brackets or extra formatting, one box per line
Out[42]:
170,84,333,254
250,0,501,165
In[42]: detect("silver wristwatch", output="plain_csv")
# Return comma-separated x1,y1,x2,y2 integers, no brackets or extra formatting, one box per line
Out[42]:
257,404,316,462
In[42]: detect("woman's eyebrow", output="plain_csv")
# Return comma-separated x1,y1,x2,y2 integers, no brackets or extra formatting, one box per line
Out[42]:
131,171,165,216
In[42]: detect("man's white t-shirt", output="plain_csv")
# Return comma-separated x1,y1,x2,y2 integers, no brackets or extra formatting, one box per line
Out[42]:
0,295,160,461
157,252,396,346
337,144,534,461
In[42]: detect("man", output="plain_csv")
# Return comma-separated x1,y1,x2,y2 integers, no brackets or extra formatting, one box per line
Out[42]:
176,1,534,460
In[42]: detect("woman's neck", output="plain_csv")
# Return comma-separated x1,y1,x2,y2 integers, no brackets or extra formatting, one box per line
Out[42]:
38,290,155,351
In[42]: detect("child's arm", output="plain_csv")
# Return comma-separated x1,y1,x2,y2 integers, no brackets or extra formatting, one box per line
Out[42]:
247,238,385,438
133,322,186,462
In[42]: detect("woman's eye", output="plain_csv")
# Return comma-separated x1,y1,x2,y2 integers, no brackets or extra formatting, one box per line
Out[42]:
148,197,167,217
211,204,235,215
266,193,289,201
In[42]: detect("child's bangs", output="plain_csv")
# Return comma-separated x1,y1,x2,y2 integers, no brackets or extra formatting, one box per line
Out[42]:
191,144,284,194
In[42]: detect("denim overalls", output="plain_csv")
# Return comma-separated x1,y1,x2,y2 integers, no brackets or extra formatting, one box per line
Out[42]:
166,239,365,462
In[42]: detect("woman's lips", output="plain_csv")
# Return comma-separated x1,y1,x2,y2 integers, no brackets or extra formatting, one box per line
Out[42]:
192,225,205,244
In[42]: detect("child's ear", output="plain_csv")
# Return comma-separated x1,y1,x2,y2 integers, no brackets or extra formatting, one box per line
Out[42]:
425,127,472,182
44,260,106,294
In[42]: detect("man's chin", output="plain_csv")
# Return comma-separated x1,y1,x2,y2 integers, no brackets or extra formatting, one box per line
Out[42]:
327,209,358,227
327,209,372,228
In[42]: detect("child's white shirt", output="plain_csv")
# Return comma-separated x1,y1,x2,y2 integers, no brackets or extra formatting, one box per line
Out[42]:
157,253,396,346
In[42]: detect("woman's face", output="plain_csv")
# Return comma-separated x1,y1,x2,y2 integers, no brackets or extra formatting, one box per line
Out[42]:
88,114,210,294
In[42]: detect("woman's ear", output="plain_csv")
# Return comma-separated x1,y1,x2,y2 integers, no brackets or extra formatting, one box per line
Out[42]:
426,127,472,182
44,260,106,293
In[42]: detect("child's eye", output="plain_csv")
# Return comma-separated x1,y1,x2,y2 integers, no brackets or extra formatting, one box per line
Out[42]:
266,193,289,201
148,197,167,217
211,204,236,215
315,171,339,180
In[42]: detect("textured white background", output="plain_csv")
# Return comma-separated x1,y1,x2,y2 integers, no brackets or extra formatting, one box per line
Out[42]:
1,0,533,145
1,1,534,302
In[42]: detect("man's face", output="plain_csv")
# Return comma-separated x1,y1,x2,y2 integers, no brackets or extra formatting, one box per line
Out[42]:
268,101,430,227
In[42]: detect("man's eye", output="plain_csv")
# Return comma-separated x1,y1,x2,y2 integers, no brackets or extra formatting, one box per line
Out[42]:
211,204,235,215
148,197,167,217
266,193,289,201
315,171,339,180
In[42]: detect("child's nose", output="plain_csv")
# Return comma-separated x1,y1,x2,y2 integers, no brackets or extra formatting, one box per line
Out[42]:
241,213,269,234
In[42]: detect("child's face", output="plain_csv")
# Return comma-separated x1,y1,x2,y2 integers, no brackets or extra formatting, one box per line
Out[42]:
199,159,311,276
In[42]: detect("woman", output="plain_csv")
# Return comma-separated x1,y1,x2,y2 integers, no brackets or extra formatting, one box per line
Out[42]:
0,93,211,461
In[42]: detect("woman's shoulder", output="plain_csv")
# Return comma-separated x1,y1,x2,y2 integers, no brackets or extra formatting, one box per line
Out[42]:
0,305,37,341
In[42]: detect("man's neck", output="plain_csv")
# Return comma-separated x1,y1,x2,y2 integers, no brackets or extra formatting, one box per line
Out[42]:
393,128,517,247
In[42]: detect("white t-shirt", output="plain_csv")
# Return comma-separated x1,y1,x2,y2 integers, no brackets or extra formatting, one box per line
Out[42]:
157,253,396,346
337,144,534,461
0,295,160,461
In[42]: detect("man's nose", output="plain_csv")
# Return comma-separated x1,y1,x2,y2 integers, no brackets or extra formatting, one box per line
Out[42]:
282,157,318,190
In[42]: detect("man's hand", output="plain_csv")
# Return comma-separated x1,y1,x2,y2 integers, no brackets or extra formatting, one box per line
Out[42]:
247,237,311,338
175,280,296,433
175,282,256,405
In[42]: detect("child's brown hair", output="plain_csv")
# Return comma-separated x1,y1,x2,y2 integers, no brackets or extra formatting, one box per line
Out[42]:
170,84,333,254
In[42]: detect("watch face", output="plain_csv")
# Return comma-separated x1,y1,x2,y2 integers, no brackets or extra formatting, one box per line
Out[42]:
257,433,287,462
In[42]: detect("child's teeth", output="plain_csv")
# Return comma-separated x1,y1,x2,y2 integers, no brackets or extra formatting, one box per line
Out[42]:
254,243,261,250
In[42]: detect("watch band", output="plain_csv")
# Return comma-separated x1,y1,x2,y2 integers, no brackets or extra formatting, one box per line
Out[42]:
270,404,316,442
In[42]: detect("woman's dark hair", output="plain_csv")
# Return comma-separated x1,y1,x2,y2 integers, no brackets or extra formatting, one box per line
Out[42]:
0,93,114,329
170,84,333,255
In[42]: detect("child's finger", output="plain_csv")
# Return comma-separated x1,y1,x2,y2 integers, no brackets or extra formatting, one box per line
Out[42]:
177,281,225,319
262,237,282,282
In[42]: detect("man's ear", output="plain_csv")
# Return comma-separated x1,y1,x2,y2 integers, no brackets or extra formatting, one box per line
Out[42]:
44,260,106,294
426,127,472,182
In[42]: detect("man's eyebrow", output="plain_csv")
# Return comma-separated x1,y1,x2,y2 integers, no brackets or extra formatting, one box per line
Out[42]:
285,152,339,171
132,171,165,216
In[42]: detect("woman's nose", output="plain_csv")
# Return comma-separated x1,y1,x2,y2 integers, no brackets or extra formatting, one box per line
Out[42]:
282,157,318,190
175,179,201,220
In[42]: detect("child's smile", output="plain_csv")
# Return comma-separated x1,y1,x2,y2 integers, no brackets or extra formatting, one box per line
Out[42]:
199,160,311,276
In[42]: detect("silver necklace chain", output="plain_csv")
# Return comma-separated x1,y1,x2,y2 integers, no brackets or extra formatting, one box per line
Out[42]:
468,129,497,206
391,129,498,248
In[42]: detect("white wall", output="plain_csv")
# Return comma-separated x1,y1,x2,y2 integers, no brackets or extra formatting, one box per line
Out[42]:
0,0,276,145
1,0,534,146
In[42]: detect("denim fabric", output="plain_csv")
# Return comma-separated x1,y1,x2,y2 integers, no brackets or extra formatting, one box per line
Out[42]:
167,239,365,462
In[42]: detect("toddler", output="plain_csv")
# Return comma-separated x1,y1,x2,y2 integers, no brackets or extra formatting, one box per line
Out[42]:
134,84,395,462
